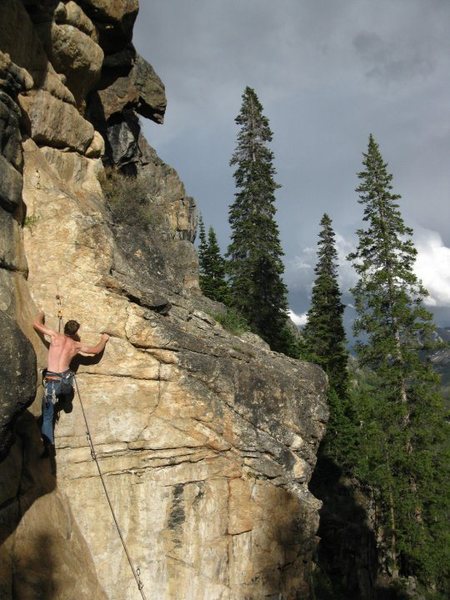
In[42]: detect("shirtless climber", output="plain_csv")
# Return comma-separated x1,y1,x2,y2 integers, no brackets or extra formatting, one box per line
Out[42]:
33,311,109,452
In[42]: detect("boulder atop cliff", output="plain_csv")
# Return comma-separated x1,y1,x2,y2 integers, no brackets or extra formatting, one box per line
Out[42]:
97,52,166,123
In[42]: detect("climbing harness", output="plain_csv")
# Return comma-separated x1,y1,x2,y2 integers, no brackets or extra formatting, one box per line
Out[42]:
73,376,148,600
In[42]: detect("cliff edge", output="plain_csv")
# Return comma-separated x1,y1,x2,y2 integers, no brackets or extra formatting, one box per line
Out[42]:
0,2,328,599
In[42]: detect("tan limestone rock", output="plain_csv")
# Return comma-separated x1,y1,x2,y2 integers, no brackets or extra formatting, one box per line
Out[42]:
228,478,254,535
36,22,104,104
0,0,75,104
19,90,95,152
86,130,105,158
14,140,327,598
39,144,104,196
56,1,99,42
106,135,199,290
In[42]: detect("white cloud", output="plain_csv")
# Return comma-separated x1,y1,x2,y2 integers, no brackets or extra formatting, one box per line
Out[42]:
288,226,450,313
288,309,308,327
289,246,315,270
334,232,358,290
414,228,450,306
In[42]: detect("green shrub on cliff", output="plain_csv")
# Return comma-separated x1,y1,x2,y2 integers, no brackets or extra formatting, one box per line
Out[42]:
213,307,249,335
100,167,164,228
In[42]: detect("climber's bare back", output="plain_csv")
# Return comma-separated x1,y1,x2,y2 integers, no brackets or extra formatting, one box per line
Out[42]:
33,311,110,371
47,333,81,372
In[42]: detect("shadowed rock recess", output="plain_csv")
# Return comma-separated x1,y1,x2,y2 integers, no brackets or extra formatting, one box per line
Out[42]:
0,2,328,599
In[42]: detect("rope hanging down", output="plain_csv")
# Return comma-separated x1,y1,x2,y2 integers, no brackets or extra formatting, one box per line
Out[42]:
56,294,63,333
73,376,148,600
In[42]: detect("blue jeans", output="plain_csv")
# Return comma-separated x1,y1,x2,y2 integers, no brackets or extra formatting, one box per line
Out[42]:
42,370,74,444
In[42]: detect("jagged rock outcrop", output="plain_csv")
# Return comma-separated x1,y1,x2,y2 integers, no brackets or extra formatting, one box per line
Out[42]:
0,2,329,599
95,53,166,123
88,46,166,165
78,0,139,53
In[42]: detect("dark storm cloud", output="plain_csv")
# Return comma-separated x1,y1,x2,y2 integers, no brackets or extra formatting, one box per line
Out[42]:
134,0,450,325
353,31,435,83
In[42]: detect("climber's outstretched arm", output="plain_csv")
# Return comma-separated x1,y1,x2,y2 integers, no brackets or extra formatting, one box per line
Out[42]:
79,333,110,356
33,311,57,339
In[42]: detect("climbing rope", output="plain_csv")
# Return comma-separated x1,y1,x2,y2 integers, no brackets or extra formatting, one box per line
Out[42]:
73,376,148,600
56,293,63,333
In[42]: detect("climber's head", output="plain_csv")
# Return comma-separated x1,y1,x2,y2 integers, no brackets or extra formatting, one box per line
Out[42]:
64,320,80,337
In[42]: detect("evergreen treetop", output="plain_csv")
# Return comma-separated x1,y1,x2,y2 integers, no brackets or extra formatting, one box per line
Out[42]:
227,87,293,353
303,213,349,399
198,216,230,304
349,134,435,368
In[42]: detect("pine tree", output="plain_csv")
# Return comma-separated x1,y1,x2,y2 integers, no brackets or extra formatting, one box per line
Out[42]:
303,214,354,468
303,214,349,398
198,216,230,304
227,87,292,353
205,226,230,304
348,134,449,589
198,215,209,281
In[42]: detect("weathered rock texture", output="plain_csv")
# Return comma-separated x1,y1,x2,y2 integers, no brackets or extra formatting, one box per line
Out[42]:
0,49,36,461
0,312,36,459
0,2,328,599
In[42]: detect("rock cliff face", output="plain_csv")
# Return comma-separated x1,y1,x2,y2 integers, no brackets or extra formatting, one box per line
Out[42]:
0,2,328,599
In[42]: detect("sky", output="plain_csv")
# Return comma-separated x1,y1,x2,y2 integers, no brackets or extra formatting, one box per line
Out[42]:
133,0,450,332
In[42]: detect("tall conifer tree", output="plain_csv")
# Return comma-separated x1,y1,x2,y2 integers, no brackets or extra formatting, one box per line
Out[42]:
348,135,449,589
227,87,291,352
303,214,353,467
303,213,349,398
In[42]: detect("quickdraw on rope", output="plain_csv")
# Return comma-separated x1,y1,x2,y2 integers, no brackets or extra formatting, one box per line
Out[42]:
73,376,148,600
56,294,63,333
